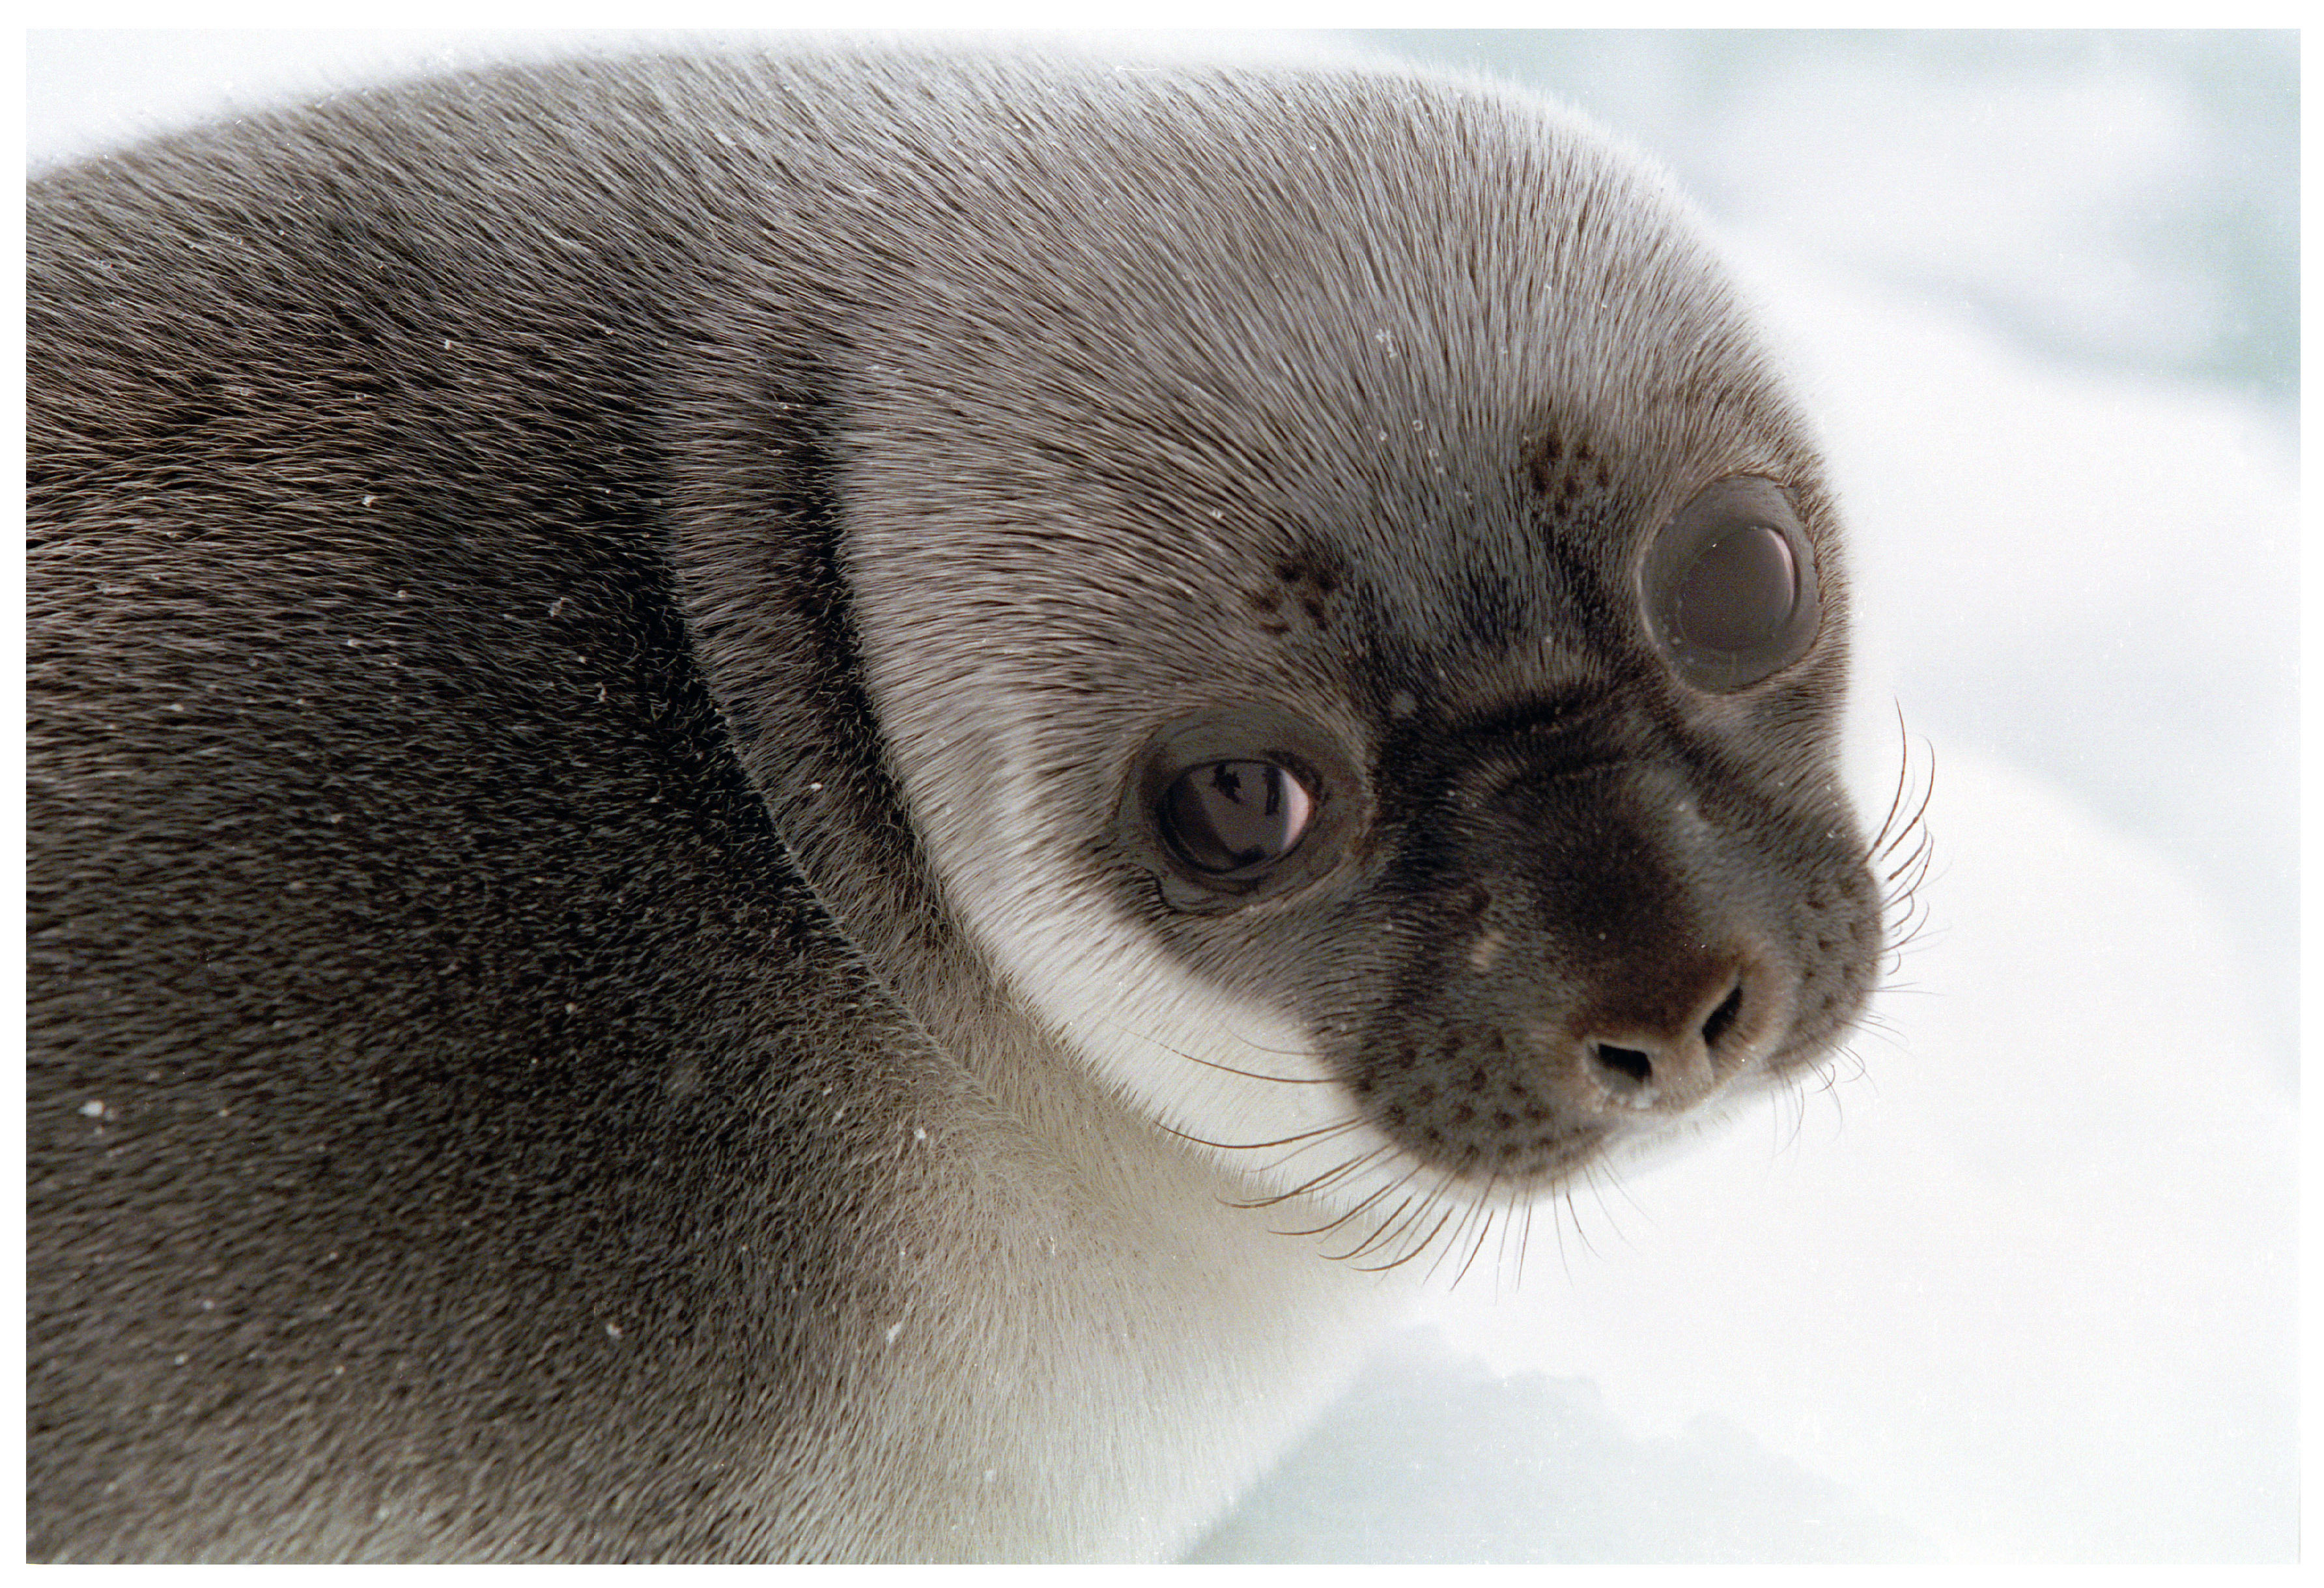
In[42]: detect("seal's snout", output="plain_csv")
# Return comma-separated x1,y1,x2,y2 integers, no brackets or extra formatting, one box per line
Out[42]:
1337,733,1848,1184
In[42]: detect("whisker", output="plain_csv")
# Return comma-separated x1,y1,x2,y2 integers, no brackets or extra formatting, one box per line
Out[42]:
1425,1182,1485,1284
1485,1181,1512,1297
1249,1126,1380,1189
1232,1151,1381,1213
1871,713,1935,861
1884,890,1932,946
1548,1186,1577,1283
1157,1116,1362,1155
1359,1198,1461,1273
1606,1162,1652,1226
1776,1079,1808,1154
1563,1172,1606,1265
1243,1142,1393,1216
1884,827,1933,887
1888,744,1935,839
1325,1193,1415,1263
1875,771,1935,866
1449,1191,1499,1289
1201,1007,1361,1066
1867,702,1918,853
1271,1153,1406,1236
1514,1195,1536,1291
1882,888,1944,975
1094,1015,1331,1086
1186,1055,1335,1085
1581,1163,1626,1254
1860,711,1939,1031
1333,1163,1436,1262
1319,1157,1428,1257
1358,1164,1463,1269
1492,1181,1525,1298
1380,1172,1454,1260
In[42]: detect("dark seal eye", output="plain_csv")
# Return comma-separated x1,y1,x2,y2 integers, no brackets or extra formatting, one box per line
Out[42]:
1674,522,1796,651
1643,475,1822,692
1124,705,1359,912
1161,760,1315,875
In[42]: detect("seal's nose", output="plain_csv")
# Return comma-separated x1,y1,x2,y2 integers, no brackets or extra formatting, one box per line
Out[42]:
1576,952,1768,1114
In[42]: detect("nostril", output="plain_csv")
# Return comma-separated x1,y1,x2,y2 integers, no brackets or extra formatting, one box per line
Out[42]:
1589,1041,1656,1099
1582,1006,1729,1112
1699,982,1744,1051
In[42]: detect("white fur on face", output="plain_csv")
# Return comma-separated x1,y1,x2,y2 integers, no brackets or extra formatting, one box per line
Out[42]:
894,702,1377,1180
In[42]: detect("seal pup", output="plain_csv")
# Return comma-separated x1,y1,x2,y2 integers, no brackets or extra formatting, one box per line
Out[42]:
26,47,1886,1561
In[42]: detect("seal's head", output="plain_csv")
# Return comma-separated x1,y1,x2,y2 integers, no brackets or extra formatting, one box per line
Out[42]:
842,63,1884,1258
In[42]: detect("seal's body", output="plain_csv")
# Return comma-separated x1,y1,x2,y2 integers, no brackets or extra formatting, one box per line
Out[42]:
27,50,1883,1561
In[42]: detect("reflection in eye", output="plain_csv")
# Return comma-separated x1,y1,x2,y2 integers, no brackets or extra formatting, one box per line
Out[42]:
1161,760,1315,874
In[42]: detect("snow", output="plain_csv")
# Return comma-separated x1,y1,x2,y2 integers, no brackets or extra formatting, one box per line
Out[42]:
25,25,2299,1566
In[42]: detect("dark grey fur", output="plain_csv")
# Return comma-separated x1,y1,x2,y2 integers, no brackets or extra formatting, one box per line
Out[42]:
27,48,1882,1562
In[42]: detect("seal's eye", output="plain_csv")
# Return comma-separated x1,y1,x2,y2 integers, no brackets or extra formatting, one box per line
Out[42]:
1161,760,1315,875
1125,705,1357,911
1673,522,1796,652
1643,475,1823,692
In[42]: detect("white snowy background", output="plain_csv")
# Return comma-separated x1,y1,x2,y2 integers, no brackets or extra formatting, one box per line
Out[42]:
25,25,2301,1565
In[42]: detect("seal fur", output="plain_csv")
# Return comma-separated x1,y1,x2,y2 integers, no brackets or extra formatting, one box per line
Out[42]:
26,47,1883,1561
